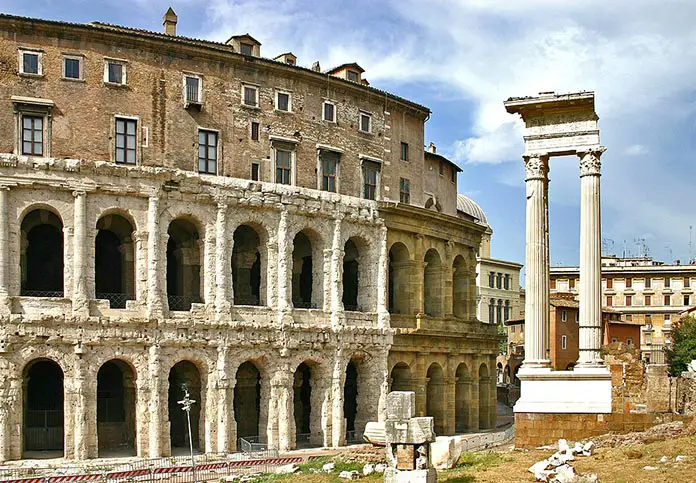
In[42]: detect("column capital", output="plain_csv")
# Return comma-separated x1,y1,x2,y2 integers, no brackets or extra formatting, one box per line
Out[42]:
578,146,606,177
523,153,550,180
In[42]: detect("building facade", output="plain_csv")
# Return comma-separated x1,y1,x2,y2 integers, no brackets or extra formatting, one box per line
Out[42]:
0,12,497,461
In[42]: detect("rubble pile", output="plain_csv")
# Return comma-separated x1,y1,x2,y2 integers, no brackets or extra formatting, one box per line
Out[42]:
528,439,598,483
590,421,684,448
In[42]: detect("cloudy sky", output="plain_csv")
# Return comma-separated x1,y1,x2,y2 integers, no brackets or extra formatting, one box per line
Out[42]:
3,0,696,270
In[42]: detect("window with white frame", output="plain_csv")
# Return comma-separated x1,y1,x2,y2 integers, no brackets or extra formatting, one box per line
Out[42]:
104,59,127,85
21,115,44,155
197,129,218,174
273,140,295,185
362,159,381,200
561,309,567,322
114,117,137,164
275,91,291,112
184,75,203,105
19,49,42,76
242,85,259,107
12,97,53,157
319,150,339,192
62,55,83,80
359,111,372,133
323,101,336,122
561,335,567,350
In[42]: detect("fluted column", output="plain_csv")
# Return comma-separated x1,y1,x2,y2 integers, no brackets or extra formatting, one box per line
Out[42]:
577,147,607,367
215,202,231,319
146,194,164,318
72,190,89,315
376,225,389,328
522,153,551,369
0,187,10,314
329,216,345,329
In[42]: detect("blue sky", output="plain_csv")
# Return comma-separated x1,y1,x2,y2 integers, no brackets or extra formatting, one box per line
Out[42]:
3,0,696,270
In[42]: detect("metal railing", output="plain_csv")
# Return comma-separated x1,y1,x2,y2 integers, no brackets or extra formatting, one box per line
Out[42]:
167,295,202,312
295,432,313,448
20,290,64,298
238,436,277,460
644,344,666,364
96,293,133,309
345,430,364,444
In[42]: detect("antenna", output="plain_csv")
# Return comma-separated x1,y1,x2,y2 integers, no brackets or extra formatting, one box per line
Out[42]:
690,225,693,261
634,237,649,258
665,245,673,264
601,238,615,256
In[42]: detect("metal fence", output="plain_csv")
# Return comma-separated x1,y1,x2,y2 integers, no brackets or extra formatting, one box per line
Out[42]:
167,295,202,312
238,437,277,460
20,291,64,298
95,293,133,309
644,344,666,365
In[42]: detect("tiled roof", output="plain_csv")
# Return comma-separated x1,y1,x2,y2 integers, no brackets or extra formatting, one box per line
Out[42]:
456,194,488,227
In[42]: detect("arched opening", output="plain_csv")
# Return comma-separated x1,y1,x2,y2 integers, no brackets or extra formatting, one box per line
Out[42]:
513,365,521,386
452,255,468,318
455,363,470,433
97,359,136,456
293,362,312,447
234,361,261,442
343,361,358,441
168,361,201,451
167,219,202,311
96,214,135,308
497,363,503,384
504,365,511,384
23,359,64,456
20,209,63,297
343,239,359,311
478,364,490,430
232,225,263,306
426,363,445,435
292,231,322,309
388,243,410,314
423,249,443,317
390,362,412,392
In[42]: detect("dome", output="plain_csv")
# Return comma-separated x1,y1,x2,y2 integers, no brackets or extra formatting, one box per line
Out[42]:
457,194,488,227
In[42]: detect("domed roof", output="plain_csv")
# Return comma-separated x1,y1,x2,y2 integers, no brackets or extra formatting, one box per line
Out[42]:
457,194,488,227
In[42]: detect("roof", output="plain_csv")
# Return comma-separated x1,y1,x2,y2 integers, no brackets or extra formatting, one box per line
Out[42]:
456,194,488,227
326,62,365,74
425,151,462,173
226,33,261,45
0,14,429,114
550,298,579,309
504,317,525,326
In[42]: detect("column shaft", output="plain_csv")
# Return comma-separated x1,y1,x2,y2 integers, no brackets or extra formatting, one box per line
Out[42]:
276,210,292,324
376,225,389,328
0,187,9,313
215,203,230,318
147,195,164,318
148,345,163,457
72,190,89,314
329,217,344,329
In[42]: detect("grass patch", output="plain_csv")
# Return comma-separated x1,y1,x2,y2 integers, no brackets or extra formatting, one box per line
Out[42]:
456,451,508,470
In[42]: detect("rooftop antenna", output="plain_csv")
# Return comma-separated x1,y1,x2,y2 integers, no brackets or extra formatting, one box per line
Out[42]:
634,237,649,258
601,237,615,256
690,225,693,261
665,245,673,264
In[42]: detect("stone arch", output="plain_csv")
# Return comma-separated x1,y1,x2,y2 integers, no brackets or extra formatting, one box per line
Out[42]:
20,208,64,297
22,358,64,456
167,217,203,311
293,361,313,447
234,361,262,441
342,238,360,311
343,360,359,439
95,213,135,308
168,361,202,450
496,362,503,384
96,359,136,456
232,223,266,306
424,248,443,316
388,242,411,315
426,363,445,435
478,363,491,430
390,362,412,392
452,255,468,318
292,228,324,309
455,363,471,433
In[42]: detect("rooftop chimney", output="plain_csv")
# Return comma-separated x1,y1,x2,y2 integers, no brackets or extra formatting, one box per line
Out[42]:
311,61,321,72
428,142,437,154
163,7,178,36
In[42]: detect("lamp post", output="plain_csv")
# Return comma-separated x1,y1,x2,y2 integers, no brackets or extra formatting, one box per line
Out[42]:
177,384,197,483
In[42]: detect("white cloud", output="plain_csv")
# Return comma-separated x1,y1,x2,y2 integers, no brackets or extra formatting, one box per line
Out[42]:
624,144,649,156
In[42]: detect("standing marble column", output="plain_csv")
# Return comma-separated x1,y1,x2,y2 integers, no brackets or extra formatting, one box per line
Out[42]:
215,346,232,452
329,216,344,329
276,209,292,324
147,194,164,318
522,153,551,369
215,202,230,319
0,187,10,314
72,190,89,315
577,147,607,367
376,225,389,328
148,345,163,457
330,351,345,447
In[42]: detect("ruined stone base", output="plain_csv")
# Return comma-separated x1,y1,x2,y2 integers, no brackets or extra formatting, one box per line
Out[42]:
384,468,437,483
514,412,686,448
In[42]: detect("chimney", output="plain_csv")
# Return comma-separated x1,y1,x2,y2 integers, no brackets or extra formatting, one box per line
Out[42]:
428,142,437,154
311,61,321,72
163,7,178,36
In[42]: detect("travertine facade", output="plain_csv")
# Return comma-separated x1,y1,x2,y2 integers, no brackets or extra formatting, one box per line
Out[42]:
0,12,497,461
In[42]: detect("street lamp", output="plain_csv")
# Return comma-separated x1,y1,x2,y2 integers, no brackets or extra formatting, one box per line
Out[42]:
178,384,197,483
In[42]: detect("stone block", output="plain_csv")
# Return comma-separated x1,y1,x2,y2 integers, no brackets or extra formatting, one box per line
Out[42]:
386,391,416,420
384,468,437,483
385,417,435,444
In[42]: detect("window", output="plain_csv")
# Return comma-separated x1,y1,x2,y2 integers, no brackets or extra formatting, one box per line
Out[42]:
251,162,260,181
550,278,557,290
645,295,651,306
21,115,43,155
496,273,502,289
240,43,254,56
347,70,359,82
606,277,613,289
439,160,444,175
320,151,339,192
561,310,567,322
276,91,291,112
488,300,495,324
664,295,671,306
606,295,613,306
19,49,42,75
62,56,82,80
645,277,651,288
569,278,576,289
489,273,495,288
665,276,671,288
684,295,691,306
399,178,410,203
664,314,671,323
184,75,202,104
504,275,511,290
243,85,258,107
251,121,259,141
504,300,510,321
115,117,137,164
323,101,336,122
197,129,217,174
400,142,409,161
626,277,632,288
561,335,567,350
685,277,691,288
363,162,379,200
625,295,632,306
612,337,618,343
451,167,456,183
359,111,372,133
625,314,633,322
275,149,292,185
104,59,126,85
626,337,633,348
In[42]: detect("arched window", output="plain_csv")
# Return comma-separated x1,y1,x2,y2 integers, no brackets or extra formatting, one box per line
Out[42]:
167,219,202,311
388,243,410,315
292,230,322,309
423,249,443,317
95,214,135,308
232,225,263,306
21,209,63,297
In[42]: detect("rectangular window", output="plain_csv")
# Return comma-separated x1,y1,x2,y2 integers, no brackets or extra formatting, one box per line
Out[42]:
20,50,41,75
606,295,613,306
240,43,254,56
21,115,43,155
276,149,292,185
684,295,691,306
251,121,259,141
489,273,495,288
504,275,510,290
363,167,378,200
606,277,613,289
63,56,82,80
105,60,125,85
569,278,576,289
645,295,651,306
645,277,651,288
625,295,632,307
664,314,671,322
115,117,137,164
665,276,671,288
400,142,409,161
185,75,202,104
439,160,444,175
347,70,359,82
276,91,290,111
243,85,258,107
197,129,217,174
399,177,410,203
323,102,336,122
561,335,567,350
251,162,260,181
664,295,671,306
321,152,338,193
626,277,632,288
550,278,557,290
497,273,502,289
359,112,372,133
561,310,567,322
451,167,456,183
685,277,691,288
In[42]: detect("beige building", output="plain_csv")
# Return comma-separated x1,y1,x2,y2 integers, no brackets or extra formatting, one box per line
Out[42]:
0,11,497,461
551,255,696,363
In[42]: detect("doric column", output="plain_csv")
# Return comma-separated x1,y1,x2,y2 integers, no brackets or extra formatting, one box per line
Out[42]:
148,345,163,457
330,352,345,447
215,202,231,319
577,147,607,367
330,216,345,329
72,190,89,315
215,346,233,452
268,367,293,451
276,209,292,324
522,153,551,369
0,186,10,314
146,194,164,318
132,231,149,305
376,225,389,328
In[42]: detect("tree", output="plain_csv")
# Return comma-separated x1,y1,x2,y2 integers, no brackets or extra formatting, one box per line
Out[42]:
665,316,696,376
498,323,508,355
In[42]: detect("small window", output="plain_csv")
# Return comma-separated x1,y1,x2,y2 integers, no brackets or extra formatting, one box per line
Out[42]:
451,166,456,183
359,112,372,133
561,335,567,350
251,121,260,141
276,91,291,112
251,162,260,181
400,142,409,161
684,295,691,306
240,43,254,56
185,75,202,104
276,149,292,185
489,273,495,288
550,278,557,290
625,295,632,307
399,178,410,203
645,295,651,306
62,56,82,80
243,85,258,107
626,337,633,347
323,102,336,122
569,278,576,289
347,70,359,82
504,275,510,290
611,337,618,343
21,115,44,155
665,276,671,288
105,60,126,85
606,278,613,289
197,129,217,174
606,295,613,306
626,277,632,288
19,50,41,75
439,160,444,175
685,277,691,288
664,295,671,306
645,277,651,288
664,314,671,322
320,151,339,193
115,117,137,164
561,310,567,322
362,161,380,200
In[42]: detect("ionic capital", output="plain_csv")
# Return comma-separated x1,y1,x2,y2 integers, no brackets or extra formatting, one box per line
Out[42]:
578,146,606,177
523,153,550,181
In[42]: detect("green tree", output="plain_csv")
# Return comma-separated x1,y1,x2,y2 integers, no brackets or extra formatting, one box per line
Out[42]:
665,316,696,376
498,323,508,355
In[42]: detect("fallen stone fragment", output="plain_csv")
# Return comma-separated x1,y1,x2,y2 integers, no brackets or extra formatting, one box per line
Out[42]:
323,462,336,473
552,464,575,483
558,439,570,453
643,466,658,471
529,459,552,480
675,455,688,462
338,470,360,480
374,463,386,473
582,441,595,456
659,456,669,464
362,463,374,475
